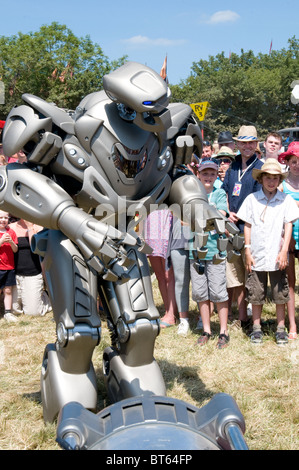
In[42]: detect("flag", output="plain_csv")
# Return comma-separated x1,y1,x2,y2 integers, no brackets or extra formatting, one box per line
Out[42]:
269,40,273,55
160,55,168,83
59,63,72,83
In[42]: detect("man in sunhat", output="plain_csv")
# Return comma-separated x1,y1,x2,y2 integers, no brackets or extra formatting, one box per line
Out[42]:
237,159,299,345
222,125,263,328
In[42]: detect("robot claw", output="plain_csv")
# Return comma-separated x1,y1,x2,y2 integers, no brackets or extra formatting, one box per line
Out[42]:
56,393,248,450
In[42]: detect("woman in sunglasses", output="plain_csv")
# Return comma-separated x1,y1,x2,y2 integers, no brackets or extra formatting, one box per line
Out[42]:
213,146,235,188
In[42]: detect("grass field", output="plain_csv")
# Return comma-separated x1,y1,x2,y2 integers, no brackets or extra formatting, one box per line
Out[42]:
0,277,298,450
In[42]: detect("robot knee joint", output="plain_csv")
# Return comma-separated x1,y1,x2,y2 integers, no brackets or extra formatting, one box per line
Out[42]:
56,322,101,351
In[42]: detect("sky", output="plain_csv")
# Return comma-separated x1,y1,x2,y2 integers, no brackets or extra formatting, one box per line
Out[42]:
1,0,298,85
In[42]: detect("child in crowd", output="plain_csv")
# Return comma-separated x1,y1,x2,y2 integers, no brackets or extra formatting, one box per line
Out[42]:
237,159,299,345
0,211,18,322
190,160,230,349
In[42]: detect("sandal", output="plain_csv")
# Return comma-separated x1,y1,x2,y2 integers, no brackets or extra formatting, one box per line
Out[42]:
196,332,211,346
288,332,298,340
250,327,263,345
216,333,230,349
275,328,289,346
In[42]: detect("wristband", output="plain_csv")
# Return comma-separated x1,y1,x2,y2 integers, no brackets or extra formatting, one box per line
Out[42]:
244,244,251,248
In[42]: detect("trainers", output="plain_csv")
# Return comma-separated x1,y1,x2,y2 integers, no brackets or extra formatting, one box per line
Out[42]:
4,312,18,322
275,328,289,346
250,326,263,344
177,320,190,336
196,332,211,346
216,333,230,349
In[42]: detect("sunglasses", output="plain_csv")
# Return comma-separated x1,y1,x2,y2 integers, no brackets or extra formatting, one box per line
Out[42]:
217,158,232,165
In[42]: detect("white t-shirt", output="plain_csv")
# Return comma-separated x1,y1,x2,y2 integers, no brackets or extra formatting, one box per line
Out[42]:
237,188,299,271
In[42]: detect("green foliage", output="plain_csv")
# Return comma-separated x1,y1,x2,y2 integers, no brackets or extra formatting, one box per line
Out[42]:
170,37,299,141
0,22,127,117
0,23,298,140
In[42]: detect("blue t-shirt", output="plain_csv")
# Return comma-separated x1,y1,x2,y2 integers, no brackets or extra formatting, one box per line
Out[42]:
222,154,263,233
189,187,228,260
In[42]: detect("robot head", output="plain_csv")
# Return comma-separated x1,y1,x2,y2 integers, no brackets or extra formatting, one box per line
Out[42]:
103,61,171,115
73,63,174,201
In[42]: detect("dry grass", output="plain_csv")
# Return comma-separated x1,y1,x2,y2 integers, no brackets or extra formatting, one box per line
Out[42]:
0,278,298,450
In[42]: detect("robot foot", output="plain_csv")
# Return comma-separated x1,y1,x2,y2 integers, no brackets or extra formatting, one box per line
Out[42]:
103,346,167,403
40,344,98,423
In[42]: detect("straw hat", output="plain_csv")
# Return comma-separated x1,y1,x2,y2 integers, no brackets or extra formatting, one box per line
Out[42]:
234,125,258,142
252,158,287,181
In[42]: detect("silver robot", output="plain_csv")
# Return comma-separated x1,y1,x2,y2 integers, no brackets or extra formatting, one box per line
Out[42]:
1,62,243,437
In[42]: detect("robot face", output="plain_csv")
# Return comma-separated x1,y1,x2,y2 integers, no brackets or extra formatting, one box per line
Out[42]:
111,143,148,179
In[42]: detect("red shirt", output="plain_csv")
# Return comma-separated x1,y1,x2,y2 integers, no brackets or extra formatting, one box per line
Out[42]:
0,227,18,270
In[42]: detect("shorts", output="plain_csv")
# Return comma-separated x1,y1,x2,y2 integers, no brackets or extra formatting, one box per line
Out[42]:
12,273,46,316
226,246,246,288
0,269,16,289
190,259,228,303
245,270,289,305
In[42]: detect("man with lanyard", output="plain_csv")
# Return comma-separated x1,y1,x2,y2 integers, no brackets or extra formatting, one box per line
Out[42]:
222,126,263,329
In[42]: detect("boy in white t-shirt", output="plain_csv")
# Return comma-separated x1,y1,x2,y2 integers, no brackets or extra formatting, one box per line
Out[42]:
237,159,299,345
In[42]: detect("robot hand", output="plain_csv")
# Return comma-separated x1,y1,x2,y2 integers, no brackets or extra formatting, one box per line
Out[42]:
57,206,138,282
192,213,241,274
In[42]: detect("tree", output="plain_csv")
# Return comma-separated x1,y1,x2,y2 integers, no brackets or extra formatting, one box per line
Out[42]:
0,22,127,118
170,38,299,141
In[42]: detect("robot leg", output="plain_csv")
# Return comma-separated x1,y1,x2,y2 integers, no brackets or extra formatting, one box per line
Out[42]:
99,245,166,403
32,230,101,422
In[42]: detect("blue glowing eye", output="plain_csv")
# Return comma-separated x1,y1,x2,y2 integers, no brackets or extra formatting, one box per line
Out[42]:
143,101,153,106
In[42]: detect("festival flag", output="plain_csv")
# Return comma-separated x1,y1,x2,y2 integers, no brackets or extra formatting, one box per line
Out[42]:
269,40,273,55
160,55,168,83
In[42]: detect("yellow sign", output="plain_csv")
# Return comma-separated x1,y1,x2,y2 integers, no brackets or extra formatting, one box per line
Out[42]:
190,102,210,121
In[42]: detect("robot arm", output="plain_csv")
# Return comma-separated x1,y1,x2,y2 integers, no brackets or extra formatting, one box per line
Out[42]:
168,173,241,270
0,164,136,280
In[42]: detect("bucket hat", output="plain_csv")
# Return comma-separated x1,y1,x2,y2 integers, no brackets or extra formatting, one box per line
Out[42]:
214,146,235,160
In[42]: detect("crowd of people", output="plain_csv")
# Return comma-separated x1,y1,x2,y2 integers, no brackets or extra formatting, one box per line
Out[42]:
0,125,299,350
0,144,51,322
143,126,299,348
